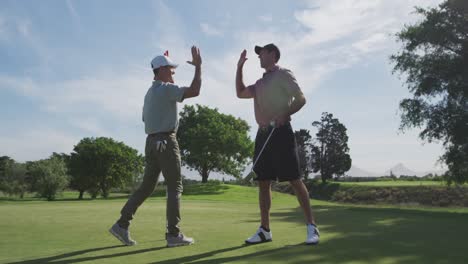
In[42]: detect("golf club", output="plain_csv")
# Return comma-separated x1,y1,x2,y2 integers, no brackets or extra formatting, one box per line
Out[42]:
252,127,276,170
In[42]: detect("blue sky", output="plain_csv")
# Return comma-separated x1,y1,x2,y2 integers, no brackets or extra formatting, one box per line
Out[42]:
0,0,447,175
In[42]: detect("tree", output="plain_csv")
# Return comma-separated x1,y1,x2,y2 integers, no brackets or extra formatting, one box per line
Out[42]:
295,129,313,179
68,140,99,199
178,104,254,183
390,0,468,184
27,155,69,201
310,112,352,183
51,152,71,166
0,156,13,178
0,157,28,198
69,137,144,199
0,156,14,193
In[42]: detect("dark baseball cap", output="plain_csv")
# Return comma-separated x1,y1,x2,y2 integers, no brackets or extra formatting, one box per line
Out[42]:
254,43,280,62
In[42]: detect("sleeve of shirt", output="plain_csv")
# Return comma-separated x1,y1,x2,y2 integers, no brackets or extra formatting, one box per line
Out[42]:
167,83,188,103
245,82,257,97
282,69,301,95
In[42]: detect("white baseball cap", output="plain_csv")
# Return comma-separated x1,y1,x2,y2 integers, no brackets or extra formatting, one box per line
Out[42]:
150,55,178,70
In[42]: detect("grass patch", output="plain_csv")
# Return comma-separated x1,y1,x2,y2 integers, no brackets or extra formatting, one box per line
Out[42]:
304,181,468,207
1,184,467,264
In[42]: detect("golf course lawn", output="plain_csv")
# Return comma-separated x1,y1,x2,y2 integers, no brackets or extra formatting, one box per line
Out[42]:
1,184,467,264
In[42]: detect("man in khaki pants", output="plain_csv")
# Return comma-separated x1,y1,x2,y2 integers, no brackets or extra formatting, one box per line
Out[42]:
110,46,202,247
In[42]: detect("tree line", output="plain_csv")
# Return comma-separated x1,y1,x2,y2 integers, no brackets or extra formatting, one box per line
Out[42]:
0,138,143,201
0,106,352,200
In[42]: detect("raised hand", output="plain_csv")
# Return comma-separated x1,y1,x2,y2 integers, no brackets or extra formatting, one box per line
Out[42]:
237,49,248,69
187,45,202,67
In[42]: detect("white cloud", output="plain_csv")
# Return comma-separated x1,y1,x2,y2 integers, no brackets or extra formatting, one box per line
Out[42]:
352,33,388,53
296,0,442,47
69,117,109,136
0,128,79,162
0,14,52,69
15,18,31,38
0,72,149,122
0,15,6,39
151,1,188,53
258,14,273,22
200,23,223,36
66,0,84,31
0,15,31,41
0,75,38,96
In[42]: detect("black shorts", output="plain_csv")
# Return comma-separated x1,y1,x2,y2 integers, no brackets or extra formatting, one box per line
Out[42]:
253,122,301,182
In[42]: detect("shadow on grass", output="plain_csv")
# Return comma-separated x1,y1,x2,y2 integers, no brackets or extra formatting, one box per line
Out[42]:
6,245,166,264
0,195,131,202
0,197,38,202
265,204,468,264
150,245,248,264
190,205,468,264
7,244,247,264
176,244,310,264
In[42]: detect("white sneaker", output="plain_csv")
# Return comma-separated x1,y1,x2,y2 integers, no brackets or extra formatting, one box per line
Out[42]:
306,224,320,245
166,233,194,247
245,227,272,244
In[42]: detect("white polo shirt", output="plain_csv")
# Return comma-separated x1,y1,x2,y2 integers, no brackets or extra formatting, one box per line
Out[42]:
142,80,187,134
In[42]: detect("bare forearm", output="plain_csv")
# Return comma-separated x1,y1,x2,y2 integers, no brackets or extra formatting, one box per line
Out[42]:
236,67,247,97
187,65,201,97
192,65,201,89
288,96,306,116
273,94,306,126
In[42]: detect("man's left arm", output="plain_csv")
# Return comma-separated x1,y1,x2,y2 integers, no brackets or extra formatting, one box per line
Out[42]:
288,89,306,116
274,70,306,126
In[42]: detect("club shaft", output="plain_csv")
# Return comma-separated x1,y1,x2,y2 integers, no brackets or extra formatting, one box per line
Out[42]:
252,127,276,170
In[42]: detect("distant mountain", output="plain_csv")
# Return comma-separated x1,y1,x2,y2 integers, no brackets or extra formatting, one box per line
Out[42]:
346,163,446,178
345,165,379,177
385,163,418,176
384,163,446,177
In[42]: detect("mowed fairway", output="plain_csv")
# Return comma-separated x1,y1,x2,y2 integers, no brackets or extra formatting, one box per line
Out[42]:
1,184,467,264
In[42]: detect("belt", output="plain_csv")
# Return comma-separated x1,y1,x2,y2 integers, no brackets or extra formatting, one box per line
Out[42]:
258,126,273,133
148,131,175,137
258,122,290,132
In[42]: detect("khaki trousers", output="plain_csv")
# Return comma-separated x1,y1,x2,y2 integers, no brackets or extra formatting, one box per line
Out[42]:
118,132,183,235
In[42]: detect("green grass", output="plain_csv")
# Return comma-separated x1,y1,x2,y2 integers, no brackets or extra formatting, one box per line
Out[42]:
1,183,467,264
333,180,447,187
0,191,130,201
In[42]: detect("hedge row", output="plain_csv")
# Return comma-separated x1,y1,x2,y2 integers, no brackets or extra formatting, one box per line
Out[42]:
271,181,468,207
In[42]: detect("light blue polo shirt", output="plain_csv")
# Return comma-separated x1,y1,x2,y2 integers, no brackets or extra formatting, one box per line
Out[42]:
142,80,187,134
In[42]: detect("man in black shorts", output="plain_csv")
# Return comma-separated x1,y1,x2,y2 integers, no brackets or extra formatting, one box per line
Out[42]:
235,43,320,245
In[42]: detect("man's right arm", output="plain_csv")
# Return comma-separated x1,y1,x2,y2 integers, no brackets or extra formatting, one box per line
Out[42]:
183,65,201,99
184,46,202,99
236,49,254,99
